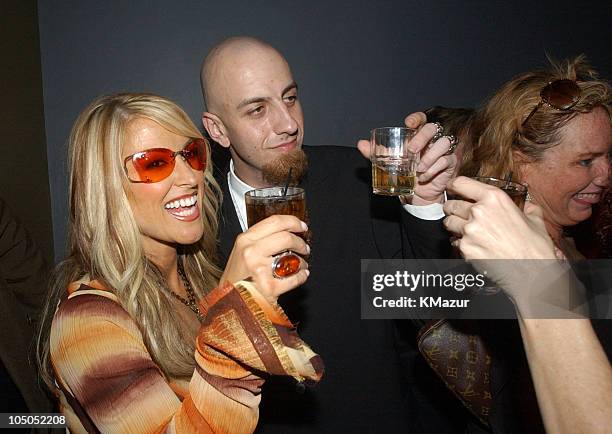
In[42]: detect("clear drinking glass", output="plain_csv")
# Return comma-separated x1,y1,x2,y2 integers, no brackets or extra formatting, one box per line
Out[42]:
370,127,419,196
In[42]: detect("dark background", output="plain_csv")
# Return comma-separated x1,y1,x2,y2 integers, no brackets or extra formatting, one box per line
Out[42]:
1,0,610,260
1,1,52,262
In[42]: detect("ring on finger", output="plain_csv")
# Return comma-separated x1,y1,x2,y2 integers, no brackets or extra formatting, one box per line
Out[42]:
271,251,301,279
442,135,458,155
431,122,444,143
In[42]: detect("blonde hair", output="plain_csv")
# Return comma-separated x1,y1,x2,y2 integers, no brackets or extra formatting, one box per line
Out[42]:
460,55,612,179
38,93,222,388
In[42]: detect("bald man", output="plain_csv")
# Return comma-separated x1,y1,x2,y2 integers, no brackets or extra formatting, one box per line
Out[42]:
201,37,454,433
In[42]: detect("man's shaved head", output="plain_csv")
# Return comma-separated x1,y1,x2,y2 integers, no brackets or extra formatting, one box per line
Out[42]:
201,37,283,113
200,37,306,188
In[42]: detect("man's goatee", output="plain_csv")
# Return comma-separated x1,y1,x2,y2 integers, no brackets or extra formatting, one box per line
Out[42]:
262,148,308,185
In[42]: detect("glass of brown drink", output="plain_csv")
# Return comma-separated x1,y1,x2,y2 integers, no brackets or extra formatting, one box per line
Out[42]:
370,127,419,196
449,177,528,259
245,186,310,246
471,177,528,210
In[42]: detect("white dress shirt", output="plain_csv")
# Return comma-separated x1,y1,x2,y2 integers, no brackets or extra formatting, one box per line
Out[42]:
227,159,254,232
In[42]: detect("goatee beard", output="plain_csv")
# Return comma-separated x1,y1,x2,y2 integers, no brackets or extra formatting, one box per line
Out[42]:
262,148,308,186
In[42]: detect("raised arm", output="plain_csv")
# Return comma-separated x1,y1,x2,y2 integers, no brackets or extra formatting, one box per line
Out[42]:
443,176,612,433
51,281,322,433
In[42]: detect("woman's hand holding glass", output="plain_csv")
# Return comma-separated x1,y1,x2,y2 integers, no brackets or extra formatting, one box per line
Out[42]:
443,176,563,305
220,215,310,304
443,176,556,260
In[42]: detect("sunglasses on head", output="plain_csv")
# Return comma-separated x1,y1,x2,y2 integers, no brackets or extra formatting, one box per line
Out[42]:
522,79,581,127
124,138,207,183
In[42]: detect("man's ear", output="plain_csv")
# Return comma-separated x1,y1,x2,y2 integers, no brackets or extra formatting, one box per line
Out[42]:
202,112,230,148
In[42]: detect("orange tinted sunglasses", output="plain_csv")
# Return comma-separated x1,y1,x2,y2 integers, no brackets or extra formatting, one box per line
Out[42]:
124,138,207,183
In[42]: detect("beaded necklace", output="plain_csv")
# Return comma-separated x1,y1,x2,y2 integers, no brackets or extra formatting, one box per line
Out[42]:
167,263,204,323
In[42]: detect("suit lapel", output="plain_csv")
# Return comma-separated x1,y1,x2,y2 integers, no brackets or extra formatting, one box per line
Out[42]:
213,147,243,265
218,179,242,264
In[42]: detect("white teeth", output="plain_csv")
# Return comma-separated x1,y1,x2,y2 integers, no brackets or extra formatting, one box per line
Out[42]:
164,193,197,209
174,207,196,217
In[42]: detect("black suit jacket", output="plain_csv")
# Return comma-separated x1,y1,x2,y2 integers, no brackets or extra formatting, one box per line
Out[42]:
215,145,449,433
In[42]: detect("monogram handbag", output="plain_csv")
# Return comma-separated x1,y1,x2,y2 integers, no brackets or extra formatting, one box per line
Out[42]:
417,319,492,427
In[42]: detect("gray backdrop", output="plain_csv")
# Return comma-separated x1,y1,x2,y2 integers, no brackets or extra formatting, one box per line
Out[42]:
38,0,612,260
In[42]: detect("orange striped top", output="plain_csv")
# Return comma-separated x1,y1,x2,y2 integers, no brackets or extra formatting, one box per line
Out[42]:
50,279,323,433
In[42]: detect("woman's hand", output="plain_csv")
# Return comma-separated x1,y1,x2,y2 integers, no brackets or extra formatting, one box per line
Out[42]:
443,176,561,304
220,215,310,304
443,176,556,260
444,178,612,434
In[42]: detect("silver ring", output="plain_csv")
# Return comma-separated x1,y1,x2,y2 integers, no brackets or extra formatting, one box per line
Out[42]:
431,122,444,142
442,135,458,155
271,251,301,279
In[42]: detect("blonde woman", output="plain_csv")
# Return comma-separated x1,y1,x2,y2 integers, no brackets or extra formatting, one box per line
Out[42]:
38,93,321,433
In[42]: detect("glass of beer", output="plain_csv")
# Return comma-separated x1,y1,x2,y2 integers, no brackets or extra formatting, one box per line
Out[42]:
471,177,528,210
245,186,310,244
370,127,419,196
